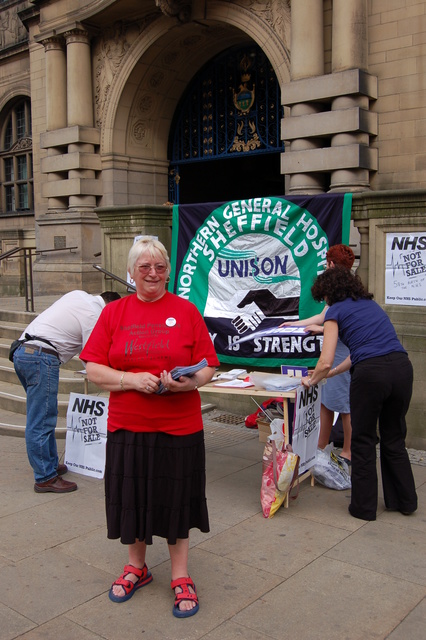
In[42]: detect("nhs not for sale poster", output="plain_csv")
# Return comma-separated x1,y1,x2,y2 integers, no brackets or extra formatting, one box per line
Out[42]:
65,393,108,479
170,194,351,367
292,383,322,475
385,233,426,306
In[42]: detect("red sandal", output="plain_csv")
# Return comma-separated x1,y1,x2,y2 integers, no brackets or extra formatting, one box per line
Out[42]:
109,563,153,603
171,576,199,618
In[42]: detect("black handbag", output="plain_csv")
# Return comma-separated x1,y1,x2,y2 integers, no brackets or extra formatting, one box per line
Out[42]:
9,333,56,363
9,339,25,362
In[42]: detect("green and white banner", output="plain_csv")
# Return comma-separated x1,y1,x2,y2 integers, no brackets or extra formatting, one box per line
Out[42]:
170,194,351,367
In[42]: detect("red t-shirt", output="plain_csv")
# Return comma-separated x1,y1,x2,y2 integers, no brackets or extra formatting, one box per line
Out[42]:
80,292,219,435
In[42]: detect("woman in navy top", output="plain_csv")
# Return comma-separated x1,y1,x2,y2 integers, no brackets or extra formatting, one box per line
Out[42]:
301,266,417,521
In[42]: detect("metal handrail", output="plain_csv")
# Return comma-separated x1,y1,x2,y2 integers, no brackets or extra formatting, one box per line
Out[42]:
93,264,136,292
0,246,78,312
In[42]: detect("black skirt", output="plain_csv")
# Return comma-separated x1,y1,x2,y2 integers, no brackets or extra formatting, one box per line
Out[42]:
105,429,209,545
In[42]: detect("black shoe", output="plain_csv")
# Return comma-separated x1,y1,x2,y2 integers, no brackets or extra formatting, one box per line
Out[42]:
337,455,351,468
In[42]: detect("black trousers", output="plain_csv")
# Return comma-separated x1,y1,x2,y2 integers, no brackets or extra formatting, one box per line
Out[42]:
349,352,417,520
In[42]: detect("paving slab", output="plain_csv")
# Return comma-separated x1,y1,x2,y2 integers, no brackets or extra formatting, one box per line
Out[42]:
386,597,426,639
0,548,110,625
231,555,426,640
0,417,424,640
14,617,102,640
198,510,352,579
325,519,426,585
0,601,36,640
65,548,283,640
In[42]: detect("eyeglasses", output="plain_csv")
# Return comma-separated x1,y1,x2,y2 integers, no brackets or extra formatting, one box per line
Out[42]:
136,263,167,274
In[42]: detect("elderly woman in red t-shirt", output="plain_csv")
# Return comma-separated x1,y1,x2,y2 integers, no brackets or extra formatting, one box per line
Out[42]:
80,236,219,618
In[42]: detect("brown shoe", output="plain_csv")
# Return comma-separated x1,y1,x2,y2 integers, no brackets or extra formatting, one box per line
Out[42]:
34,475,77,493
57,463,68,476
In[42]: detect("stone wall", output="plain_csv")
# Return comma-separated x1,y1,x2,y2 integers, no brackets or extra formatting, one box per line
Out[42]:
352,190,426,449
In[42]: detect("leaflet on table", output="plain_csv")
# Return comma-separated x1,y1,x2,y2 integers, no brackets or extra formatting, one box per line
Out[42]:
250,372,302,392
156,358,208,394
213,379,255,388
233,326,311,346
217,368,247,380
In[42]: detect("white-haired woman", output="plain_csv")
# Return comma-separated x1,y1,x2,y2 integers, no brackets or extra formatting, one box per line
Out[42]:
81,236,219,618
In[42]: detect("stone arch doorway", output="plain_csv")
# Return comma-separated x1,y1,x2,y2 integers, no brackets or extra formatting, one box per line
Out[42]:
167,44,285,204
98,9,290,208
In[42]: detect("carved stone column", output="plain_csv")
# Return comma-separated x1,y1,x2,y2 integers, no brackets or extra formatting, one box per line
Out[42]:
37,26,102,292
287,0,325,194
330,0,371,191
65,28,93,127
354,218,369,286
282,0,377,196
43,37,67,212
65,28,97,210
45,37,67,131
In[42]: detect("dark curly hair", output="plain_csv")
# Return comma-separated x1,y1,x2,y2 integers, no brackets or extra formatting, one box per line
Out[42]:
311,265,373,306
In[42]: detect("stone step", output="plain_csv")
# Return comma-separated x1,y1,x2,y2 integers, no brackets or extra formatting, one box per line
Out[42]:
0,309,37,325
0,356,99,395
0,401,216,439
0,340,86,372
0,320,26,341
0,304,218,439
0,407,68,438
0,379,97,419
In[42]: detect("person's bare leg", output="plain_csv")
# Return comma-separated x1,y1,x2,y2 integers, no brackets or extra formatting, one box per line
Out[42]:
111,540,147,598
340,412,352,460
169,537,196,613
318,404,334,449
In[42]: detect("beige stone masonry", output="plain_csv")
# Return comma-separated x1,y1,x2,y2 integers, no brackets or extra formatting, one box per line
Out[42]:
282,69,378,106
351,189,426,447
40,125,100,148
95,205,173,295
281,145,378,174
42,178,103,199
41,152,102,173
282,108,377,140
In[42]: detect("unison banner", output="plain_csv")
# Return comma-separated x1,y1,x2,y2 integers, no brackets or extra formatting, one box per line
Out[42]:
170,194,351,367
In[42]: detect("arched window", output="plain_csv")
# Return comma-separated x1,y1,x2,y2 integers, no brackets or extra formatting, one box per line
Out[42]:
0,98,33,214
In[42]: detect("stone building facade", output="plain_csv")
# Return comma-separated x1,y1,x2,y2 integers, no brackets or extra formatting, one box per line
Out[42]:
0,0,425,445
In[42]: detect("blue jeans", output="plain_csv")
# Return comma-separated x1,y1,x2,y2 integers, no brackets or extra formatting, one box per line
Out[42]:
14,345,61,483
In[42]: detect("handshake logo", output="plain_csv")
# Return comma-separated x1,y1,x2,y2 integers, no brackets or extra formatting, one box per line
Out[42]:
231,289,300,334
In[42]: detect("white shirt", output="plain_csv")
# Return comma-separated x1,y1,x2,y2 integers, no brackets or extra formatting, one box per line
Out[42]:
20,290,105,364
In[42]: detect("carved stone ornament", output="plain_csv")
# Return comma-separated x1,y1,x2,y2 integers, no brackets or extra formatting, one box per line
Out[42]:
94,21,141,127
0,4,28,50
132,120,152,148
10,137,32,152
155,0,192,23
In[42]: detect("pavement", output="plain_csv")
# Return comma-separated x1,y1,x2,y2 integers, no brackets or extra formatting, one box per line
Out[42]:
0,412,424,640
0,295,425,639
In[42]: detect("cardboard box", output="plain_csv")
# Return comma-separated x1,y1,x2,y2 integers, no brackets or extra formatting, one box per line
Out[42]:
256,418,271,443
256,418,288,443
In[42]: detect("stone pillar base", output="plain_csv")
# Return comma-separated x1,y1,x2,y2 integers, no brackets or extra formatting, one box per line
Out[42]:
95,204,173,295
33,211,102,295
